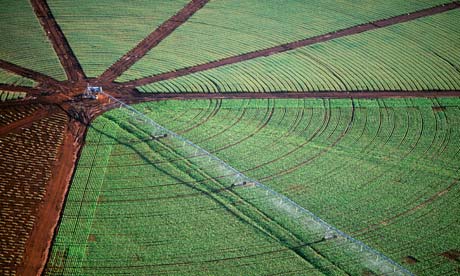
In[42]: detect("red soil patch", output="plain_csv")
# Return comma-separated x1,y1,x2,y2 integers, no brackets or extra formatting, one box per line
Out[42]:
88,234,97,242
361,269,377,276
403,256,419,265
441,250,460,261
0,107,51,137
16,118,86,276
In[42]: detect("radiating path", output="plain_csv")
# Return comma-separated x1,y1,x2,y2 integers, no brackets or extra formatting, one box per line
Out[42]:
0,107,52,137
113,91,460,104
122,2,460,87
0,84,45,96
0,59,60,86
98,0,210,83
30,0,86,82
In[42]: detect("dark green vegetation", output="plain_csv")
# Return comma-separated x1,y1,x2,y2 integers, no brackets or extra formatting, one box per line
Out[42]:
148,98,460,275
47,98,460,275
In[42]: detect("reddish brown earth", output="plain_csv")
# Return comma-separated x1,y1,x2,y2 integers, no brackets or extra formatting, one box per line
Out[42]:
441,250,460,261
0,107,67,275
16,118,86,276
1,0,460,275
0,107,51,137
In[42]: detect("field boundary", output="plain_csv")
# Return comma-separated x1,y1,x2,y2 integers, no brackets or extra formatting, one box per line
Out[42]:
0,59,60,85
115,91,460,104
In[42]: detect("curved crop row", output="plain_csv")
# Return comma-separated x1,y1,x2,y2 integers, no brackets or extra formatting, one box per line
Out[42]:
119,0,451,82
144,98,460,275
138,9,460,93
46,113,329,275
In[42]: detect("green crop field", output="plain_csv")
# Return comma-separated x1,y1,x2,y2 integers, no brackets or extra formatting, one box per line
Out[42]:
45,111,335,276
47,0,190,78
146,98,460,275
118,0,452,82
47,98,460,275
136,9,460,93
0,0,66,81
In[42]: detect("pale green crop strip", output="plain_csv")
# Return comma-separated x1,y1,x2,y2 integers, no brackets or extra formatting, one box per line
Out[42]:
47,0,190,77
48,119,115,274
0,69,36,88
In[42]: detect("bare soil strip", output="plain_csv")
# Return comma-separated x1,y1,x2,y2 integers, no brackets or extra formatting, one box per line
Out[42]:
115,90,460,103
30,0,86,82
17,117,87,276
0,83,45,96
98,0,210,83
0,59,60,85
0,107,51,137
123,2,460,87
